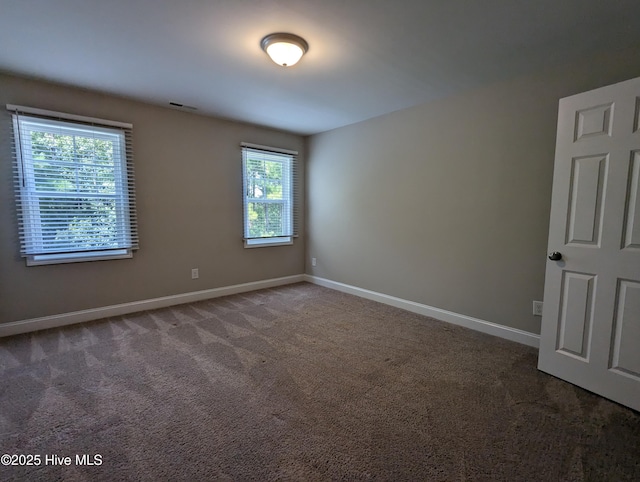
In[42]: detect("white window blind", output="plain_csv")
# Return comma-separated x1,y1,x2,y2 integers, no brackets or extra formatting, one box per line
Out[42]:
8,105,138,265
241,143,298,247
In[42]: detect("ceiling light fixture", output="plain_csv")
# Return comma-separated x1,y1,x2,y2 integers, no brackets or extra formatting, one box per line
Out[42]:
260,33,308,67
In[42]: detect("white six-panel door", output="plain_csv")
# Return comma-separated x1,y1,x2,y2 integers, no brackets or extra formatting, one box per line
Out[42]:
538,76,640,412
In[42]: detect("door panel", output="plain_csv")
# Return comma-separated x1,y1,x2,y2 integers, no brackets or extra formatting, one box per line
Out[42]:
610,280,640,379
623,152,640,249
539,76,640,412
566,155,607,245
575,103,613,141
557,272,595,358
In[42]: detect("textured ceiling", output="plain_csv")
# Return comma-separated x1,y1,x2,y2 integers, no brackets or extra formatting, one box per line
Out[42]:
1,0,640,135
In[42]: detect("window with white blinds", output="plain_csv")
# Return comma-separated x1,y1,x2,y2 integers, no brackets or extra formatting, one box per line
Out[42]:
241,143,298,247
8,105,138,265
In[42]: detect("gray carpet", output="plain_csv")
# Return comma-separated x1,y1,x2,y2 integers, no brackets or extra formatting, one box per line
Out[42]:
0,282,638,481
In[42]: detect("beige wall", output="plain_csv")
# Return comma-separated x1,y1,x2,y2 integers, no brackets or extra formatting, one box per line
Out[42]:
0,73,305,323
306,45,640,335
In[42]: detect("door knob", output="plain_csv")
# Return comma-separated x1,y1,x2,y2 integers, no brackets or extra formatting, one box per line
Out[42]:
548,251,562,261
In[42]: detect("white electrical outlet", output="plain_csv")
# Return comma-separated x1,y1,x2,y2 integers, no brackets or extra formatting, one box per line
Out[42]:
533,301,543,316
311,257,317,267
191,268,199,279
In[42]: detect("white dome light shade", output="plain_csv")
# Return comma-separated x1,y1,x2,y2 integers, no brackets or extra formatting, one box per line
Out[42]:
261,33,308,67
266,42,304,67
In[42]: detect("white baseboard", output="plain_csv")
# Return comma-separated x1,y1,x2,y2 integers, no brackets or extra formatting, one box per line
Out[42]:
2,274,540,348
304,275,540,348
0,275,305,338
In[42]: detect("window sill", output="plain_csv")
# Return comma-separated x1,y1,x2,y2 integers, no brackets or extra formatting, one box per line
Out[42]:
26,249,133,266
244,237,293,248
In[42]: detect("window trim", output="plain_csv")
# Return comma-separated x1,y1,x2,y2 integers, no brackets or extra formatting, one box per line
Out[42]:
26,249,133,266
244,237,293,248
6,104,132,129
8,104,138,266
241,143,298,248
